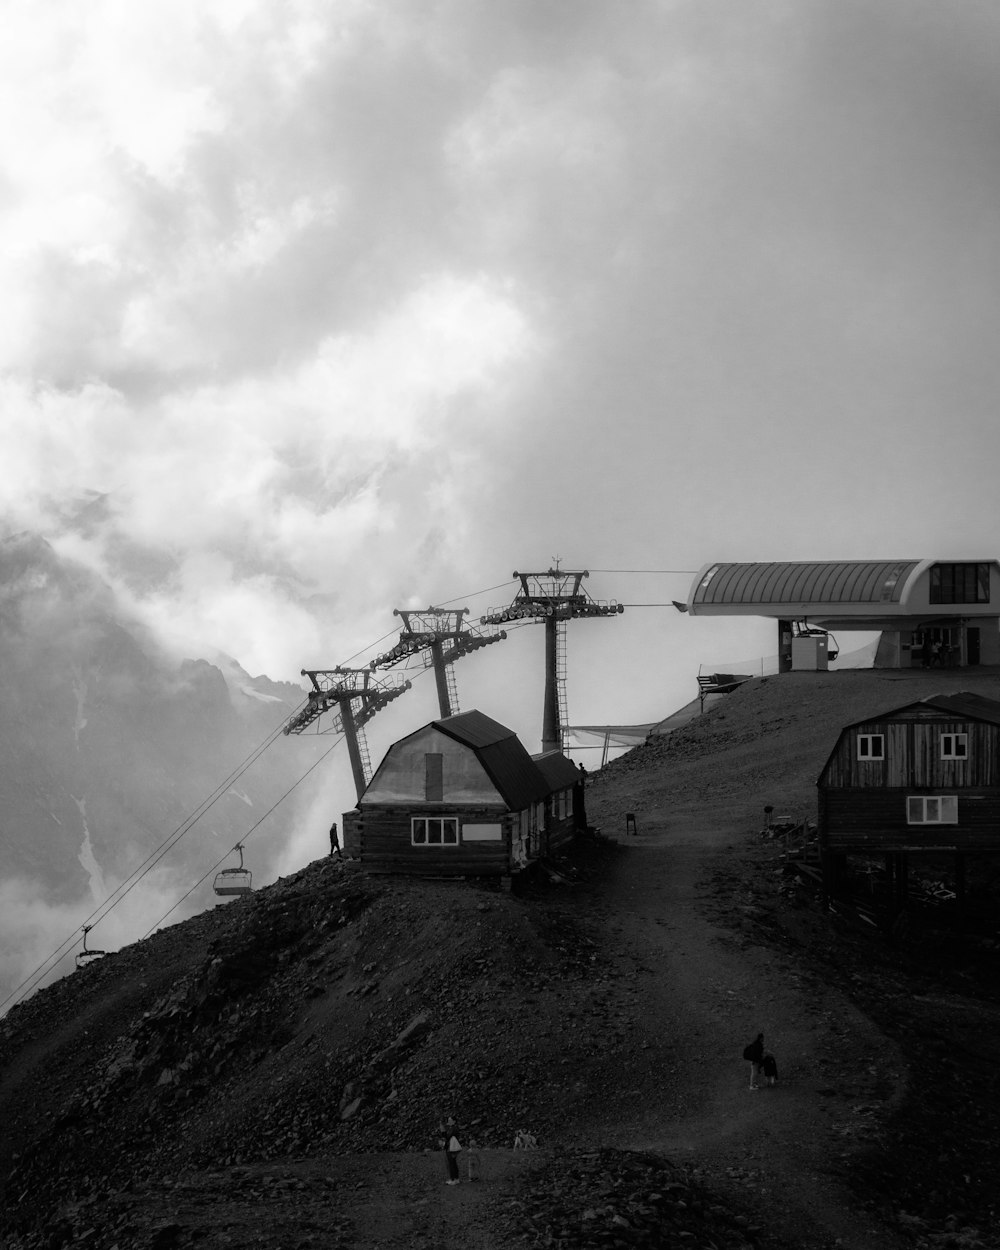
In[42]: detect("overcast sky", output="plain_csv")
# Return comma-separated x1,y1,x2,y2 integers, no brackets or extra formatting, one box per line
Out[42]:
4,0,1000,823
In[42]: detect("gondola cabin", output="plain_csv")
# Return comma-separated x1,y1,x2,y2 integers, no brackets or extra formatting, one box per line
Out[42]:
341,710,584,877
817,692,1000,916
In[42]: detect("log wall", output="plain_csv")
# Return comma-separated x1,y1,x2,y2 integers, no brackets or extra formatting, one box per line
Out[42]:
352,803,513,876
819,788,1000,852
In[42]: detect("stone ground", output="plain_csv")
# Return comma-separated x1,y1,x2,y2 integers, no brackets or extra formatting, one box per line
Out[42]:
3,669,1000,1248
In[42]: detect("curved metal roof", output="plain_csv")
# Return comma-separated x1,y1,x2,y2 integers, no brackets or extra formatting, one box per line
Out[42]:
692,561,921,608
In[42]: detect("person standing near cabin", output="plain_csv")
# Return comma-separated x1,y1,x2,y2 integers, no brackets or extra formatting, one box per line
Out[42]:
576,762,588,830
329,822,340,858
743,1032,765,1090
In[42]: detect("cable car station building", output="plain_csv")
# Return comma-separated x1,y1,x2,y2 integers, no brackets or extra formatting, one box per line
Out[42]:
681,560,1000,671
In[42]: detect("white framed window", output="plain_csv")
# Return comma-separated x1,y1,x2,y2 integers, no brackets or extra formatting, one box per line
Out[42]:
940,733,968,760
906,796,958,824
857,733,884,761
411,816,459,846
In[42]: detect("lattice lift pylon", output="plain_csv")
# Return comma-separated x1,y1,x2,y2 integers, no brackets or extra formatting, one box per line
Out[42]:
283,668,410,801
480,568,623,754
369,607,507,718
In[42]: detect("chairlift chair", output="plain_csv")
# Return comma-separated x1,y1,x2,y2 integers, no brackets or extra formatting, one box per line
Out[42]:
75,924,106,970
214,843,253,897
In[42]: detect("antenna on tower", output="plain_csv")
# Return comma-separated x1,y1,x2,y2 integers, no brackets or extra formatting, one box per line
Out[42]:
283,668,410,800
480,568,624,753
370,607,507,718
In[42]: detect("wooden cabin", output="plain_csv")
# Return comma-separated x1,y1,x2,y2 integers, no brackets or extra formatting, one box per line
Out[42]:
817,692,1000,916
341,710,584,877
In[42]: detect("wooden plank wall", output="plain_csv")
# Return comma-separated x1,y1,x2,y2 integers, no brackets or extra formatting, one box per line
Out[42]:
342,809,362,857
357,804,512,876
820,788,1000,852
822,718,1000,789
545,813,578,856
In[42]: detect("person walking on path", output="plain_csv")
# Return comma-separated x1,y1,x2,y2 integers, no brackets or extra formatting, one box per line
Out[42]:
743,1032,765,1090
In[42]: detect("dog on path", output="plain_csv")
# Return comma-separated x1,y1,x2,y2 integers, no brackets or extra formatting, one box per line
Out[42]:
742,1032,765,1090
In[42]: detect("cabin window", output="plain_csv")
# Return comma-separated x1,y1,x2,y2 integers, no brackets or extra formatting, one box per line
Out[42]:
929,562,990,604
940,733,968,760
857,734,884,761
411,817,459,846
906,796,958,824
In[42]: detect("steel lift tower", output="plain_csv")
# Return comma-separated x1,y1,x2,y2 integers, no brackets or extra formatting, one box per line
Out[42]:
283,668,410,801
480,568,623,754
369,607,507,718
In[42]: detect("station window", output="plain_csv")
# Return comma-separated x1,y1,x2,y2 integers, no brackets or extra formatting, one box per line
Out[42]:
929,563,990,604
906,796,958,824
940,733,968,760
411,817,459,846
857,733,884,761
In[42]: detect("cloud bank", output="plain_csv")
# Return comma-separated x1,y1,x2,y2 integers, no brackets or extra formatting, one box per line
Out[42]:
2,0,1000,702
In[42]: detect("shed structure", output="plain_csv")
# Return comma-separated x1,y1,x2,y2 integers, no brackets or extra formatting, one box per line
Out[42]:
817,692,1000,921
681,560,1000,671
341,709,583,877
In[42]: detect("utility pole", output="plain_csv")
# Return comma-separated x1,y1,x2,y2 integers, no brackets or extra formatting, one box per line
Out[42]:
370,607,506,718
480,566,623,754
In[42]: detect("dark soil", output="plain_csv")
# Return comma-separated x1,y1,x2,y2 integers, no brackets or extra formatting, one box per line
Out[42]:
1,668,999,1248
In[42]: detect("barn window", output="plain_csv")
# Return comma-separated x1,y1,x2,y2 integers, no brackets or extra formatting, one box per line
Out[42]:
411,817,459,846
906,796,958,824
857,734,884,760
940,733,968,760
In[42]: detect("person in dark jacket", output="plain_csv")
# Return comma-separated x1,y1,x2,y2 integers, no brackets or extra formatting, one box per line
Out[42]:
743,1032,765,1090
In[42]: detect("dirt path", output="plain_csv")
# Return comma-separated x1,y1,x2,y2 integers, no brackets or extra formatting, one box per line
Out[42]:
303,818,915,1250
581,815,910,1249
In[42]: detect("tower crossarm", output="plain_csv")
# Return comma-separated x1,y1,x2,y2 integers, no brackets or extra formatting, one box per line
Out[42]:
369,606,507,670
479,569,625,625
283,667,410,735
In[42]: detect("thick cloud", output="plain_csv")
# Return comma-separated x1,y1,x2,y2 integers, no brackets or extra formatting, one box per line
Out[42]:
1,0,999,707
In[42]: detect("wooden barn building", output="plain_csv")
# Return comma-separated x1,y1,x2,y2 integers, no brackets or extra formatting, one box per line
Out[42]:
817,692,1000,919
341,710,584,877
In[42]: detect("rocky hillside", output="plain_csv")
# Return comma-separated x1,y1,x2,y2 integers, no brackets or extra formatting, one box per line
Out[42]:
602,664,1000,825
2,666,1000,1248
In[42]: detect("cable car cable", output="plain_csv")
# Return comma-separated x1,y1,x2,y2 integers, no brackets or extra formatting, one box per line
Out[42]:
143,729,346,937
0,699,308,1014
4,573,583,1010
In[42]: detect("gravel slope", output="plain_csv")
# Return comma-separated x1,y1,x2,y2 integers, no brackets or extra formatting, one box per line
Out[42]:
2,668,999,1248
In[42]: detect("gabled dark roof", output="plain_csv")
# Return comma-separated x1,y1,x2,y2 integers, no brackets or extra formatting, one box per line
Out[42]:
914,692,1000,726
434,710,551,810
433,709,516,749
533,750,582,790
842,691,1000,732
